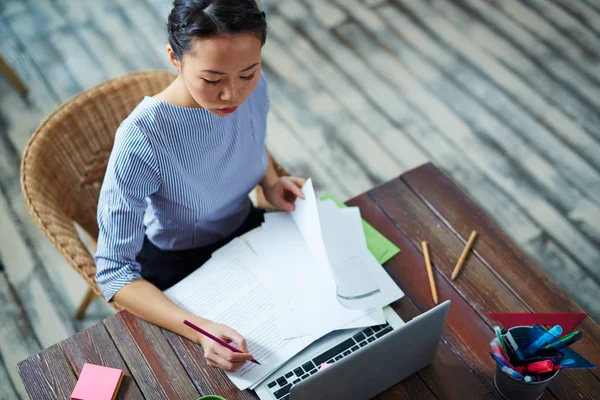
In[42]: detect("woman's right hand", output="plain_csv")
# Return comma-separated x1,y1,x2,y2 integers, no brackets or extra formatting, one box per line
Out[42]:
197,321,254,372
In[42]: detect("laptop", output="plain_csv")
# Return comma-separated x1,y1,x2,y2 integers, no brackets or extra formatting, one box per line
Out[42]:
255,300,451,400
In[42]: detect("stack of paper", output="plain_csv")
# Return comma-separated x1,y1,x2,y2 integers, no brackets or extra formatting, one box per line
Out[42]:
246,179,403,339
164,179,404,390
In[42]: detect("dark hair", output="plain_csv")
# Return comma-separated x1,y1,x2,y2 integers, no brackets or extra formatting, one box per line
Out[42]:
167,0,267,60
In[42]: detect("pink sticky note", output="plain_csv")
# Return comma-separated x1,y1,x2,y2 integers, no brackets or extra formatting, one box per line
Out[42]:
319,363,332,371
71,363,123,400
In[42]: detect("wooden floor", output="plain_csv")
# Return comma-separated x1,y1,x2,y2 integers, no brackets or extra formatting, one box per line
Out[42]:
1,0,600,398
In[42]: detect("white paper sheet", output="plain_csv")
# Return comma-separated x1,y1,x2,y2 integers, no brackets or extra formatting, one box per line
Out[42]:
164,239,323,390
319,200,404,310
290,178,335,282
247,212,377,339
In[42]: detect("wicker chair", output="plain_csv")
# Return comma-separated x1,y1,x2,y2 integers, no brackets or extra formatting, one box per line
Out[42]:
21,70,288,319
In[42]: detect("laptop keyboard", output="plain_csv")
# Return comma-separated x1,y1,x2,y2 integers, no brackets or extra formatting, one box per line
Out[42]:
266,322,392,400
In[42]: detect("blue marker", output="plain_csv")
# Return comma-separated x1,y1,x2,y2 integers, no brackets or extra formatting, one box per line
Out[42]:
489,352,509,369
558,359,576,368
502,366,525,380
524,325,563,356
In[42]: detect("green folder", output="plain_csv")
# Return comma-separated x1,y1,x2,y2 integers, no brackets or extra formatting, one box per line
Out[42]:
321,193,400,265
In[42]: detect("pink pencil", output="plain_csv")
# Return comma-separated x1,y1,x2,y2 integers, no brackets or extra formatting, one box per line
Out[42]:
184,320,261,365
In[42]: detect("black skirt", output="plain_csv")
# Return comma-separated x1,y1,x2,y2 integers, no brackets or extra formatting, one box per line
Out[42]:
137,207,265,291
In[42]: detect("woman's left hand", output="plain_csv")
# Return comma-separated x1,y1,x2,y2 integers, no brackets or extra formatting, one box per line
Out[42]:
264,176,307,211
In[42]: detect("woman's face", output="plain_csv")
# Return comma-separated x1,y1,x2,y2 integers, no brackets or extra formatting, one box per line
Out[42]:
177,33,262,116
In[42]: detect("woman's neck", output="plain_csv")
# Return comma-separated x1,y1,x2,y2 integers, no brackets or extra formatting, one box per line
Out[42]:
153,75,202,109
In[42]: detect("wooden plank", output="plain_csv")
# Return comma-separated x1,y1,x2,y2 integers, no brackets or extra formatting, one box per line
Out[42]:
26,0,108,89
107,0,172,70
368,177,600,398
476,0,598,101
332,2,555,246
0,15,58,149
523,0,600,59
382,295,496,399
348,0,600,252
580,0,600,14
0,102,111,334
141,0,172,21
0,3,114,328
48,0,131,77
264,55,401,190
347,192,530,397
272,3,429,173
266,104,353,199
376,378,436,400
104,311,200,399
364,0,388,7
419,1,600,243
491,0,600,83
0,271,39,400
162,330,257,400
2,3,81,100
0,185,77,348
528,0,600,36
356,180,600,398
435,0,600,139
396,0,600,192
401,163,600,381
17,344,78,400
317,4,543,247
523,234,600,319
262,51,385,195
0,173,112,332
265,70,404,195
303,0,347,28
266,9,426,172
60,323,144,400
375,3,600,278
0,12,59,110
0,351,20,400
568,201,600,248
455,0,600,143
84,0,166,71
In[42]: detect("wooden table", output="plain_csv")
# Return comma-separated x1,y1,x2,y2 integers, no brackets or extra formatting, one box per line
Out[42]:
18,163,600,399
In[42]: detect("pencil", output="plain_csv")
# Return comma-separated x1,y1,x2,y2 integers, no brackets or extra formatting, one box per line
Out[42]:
184,320,261,365
451,231,477,280
421,241,438,304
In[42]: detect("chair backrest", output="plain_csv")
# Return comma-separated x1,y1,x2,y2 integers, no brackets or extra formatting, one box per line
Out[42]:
21,70,176,294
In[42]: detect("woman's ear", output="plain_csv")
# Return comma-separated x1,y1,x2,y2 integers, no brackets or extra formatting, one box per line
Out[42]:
166,44,181,71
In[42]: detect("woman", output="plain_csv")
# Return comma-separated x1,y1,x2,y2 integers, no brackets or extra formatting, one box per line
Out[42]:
95,0,305,373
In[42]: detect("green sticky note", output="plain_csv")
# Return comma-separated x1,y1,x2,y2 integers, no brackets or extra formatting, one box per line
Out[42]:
321,192,400,264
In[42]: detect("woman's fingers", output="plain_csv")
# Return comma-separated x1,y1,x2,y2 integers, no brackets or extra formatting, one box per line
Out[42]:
205,344,251,372
221,328,249,353
284,178,305,199
214,345,253,364
205,352,236,372
291,176,307,188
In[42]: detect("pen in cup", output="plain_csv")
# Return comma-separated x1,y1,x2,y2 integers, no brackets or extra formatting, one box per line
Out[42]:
543,331,582,352
523,325,562,357
490,338,512,367
502,366,525,380
503,329,524,360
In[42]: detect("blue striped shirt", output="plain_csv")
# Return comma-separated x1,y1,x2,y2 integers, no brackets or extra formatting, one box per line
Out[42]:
95,72,270,301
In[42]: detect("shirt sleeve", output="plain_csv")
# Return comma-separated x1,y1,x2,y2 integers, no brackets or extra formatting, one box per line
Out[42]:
94,123,161,301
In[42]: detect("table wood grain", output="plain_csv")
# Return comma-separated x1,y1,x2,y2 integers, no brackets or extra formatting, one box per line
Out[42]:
18,163,600,399
60,323,144,400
